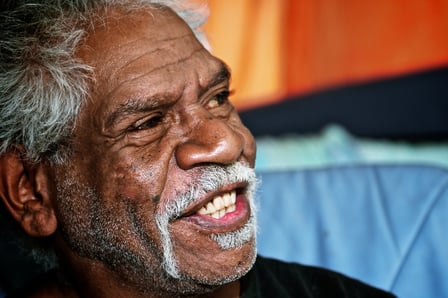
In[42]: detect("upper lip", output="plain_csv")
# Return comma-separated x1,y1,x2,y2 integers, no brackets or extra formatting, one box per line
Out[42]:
179,181,248,218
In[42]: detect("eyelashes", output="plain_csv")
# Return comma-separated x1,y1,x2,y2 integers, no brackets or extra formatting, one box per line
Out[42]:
128,113,164,133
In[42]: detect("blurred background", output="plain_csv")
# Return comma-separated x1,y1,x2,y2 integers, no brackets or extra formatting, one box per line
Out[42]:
203,0,448,110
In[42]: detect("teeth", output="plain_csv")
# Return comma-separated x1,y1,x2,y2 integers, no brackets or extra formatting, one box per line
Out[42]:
223,193,231,207
206,202,216,213
226,204,236,213
197,207,208,215
214,197,224,210
196,190,237,219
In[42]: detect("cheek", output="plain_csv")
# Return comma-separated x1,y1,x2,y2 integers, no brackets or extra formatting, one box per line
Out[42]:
94,151,165,202
54,163,165,258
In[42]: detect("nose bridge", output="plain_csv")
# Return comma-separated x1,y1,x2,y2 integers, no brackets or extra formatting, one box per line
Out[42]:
175,108,244,170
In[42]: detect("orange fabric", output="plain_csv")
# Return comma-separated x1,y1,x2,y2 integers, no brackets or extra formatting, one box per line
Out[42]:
204,0,284,109
203,0,448,109
285,0,448,96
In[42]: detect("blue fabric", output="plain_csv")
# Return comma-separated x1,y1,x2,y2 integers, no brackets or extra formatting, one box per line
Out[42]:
255,125,448,172
256,164,448,298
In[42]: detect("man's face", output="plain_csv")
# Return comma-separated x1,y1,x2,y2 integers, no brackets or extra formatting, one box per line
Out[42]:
51,6,257,294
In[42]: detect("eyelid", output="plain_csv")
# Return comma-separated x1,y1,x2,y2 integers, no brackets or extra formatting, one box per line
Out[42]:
127,112,164,132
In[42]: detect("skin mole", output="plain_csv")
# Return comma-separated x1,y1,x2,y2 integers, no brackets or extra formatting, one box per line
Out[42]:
151,195,161,203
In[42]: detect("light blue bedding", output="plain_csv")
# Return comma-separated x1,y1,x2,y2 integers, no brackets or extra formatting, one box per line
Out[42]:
256,164,448,298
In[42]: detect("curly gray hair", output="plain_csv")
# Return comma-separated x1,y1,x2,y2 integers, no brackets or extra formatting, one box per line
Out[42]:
0,0,209,164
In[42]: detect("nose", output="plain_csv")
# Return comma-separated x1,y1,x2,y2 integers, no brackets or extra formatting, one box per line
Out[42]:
175,115,245,170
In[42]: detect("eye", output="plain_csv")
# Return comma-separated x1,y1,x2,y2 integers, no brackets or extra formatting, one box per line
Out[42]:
128,114,163,132
205,90,230,109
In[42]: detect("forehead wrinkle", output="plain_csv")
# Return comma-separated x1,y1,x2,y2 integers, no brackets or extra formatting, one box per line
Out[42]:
105,45,203,101
103,32,197,73
126,46,203,81
106,38,204,90
99,32,195,54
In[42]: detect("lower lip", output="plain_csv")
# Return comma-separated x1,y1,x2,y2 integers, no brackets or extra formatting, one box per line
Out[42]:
181,194,250,232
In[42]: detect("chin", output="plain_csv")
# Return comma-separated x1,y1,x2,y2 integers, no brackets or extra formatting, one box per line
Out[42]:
155,239,256,297
173,235,257,286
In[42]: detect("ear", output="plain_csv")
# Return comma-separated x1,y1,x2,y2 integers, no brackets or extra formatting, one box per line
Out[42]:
0,150,57,237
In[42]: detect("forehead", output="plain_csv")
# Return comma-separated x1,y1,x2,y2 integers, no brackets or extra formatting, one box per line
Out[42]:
77,6,224,109
79,6,196,64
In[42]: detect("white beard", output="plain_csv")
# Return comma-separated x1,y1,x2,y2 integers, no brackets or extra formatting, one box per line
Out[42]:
156,161,258,278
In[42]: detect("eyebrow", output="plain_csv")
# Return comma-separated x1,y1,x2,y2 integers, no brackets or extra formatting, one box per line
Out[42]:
105,62,232,129
200,62,231,97
105,97,166,129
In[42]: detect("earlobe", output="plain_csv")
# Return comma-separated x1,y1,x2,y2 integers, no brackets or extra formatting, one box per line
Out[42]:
0,150,57,237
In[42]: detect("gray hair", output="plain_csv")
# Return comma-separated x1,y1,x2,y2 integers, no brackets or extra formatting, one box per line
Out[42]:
0,0,209,164
0,0,209,283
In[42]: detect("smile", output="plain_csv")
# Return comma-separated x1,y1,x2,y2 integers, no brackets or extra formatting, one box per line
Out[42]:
196,190,237,219
180,185,251,232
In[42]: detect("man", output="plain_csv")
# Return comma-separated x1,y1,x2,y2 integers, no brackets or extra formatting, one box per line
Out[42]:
0,1,395,297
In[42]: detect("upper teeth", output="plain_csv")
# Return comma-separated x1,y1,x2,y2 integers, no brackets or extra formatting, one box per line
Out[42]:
197,190,237,219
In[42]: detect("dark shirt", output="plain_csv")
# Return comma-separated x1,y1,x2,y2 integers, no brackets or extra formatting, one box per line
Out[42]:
7,256,396,297
240,256,396,297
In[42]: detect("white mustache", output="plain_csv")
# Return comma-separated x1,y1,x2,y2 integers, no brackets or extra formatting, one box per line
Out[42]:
163,162,258,220
155,161,258,278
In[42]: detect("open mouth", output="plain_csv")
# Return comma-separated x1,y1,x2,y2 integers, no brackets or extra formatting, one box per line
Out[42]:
196,190,237,219
180,186,251,231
